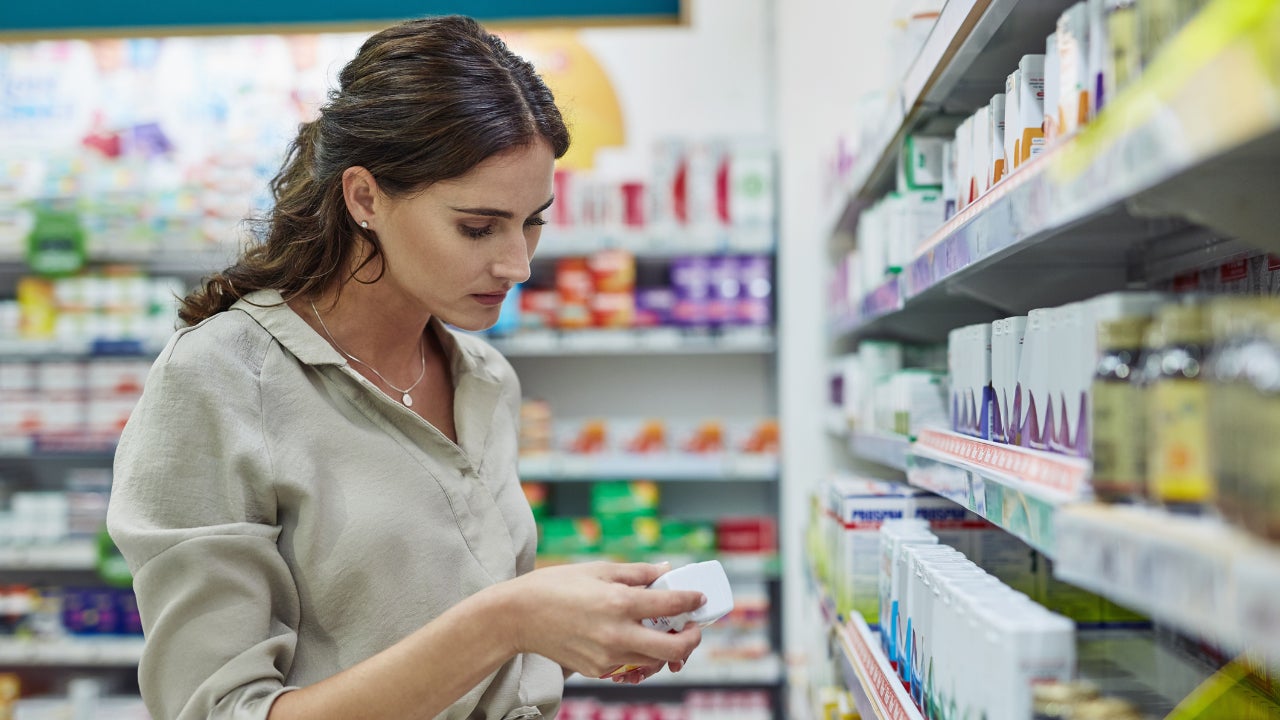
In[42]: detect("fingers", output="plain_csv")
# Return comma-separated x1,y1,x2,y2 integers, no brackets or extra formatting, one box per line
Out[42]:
634,588,707,619
624,621,702,664
601,561,671,587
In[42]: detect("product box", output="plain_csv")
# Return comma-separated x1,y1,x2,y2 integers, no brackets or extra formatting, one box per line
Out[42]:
591,480,660,518
954,116,974,210
971,105,991,202
599,515,661,558
673,418,726,455
669,256,712,328
1087,0,1109,118
1017,54,1047,165
634,287,676,328
878,519,936,665
941,140,957,219
707,255,740,327
522,482,549,520
537,517,602,557
658,519,717,556
896,134,946,192
716,516,776,554
617,418,668,455
1004,69,1022,172
518,288,558,331
988,94,1007,189
888,370,948,438
1016,308,1054,450
949,323,993,439
991,316,1028,444
727,139,776,230
1044,34,1062,145
557,418,609,456
735,255,773,327
827,478,917,624
555,258,593,330
1057,2,1092,137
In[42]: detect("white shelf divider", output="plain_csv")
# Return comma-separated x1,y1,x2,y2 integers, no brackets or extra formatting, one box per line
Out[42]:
564,653,784,688
0,637,145,667
492,328,774,357
0,540,98,571
518,453,778,482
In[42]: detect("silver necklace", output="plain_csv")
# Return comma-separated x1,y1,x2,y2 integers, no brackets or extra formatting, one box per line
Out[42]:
311,300,427,407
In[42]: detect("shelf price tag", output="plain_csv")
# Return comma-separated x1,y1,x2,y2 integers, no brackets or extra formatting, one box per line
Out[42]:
26,204,87,277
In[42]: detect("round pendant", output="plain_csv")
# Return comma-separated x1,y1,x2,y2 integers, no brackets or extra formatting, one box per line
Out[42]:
402,392,414,407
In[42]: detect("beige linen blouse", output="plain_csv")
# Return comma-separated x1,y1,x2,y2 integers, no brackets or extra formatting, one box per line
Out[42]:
106,289,561,720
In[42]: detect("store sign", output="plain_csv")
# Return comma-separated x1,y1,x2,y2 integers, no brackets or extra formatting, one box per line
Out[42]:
0,0,681,36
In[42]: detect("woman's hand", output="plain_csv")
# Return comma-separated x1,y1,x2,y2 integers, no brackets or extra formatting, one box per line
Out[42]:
494,561,705,679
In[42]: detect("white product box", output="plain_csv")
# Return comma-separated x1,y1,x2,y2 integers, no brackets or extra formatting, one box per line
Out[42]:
906,551,977,703
40,397,86,435
0,362,36,392
1057,2,1092,137
988,94,1008,189
87,396,141,436
87,360,150,396
895,544,963,685
991,316,1028,444
977,603,1076,720
955,116,974,210
897,135,946,192
1004,70,1022,171
971,105,991,203
1044,33,1062,144
1017,309,1054,450
1017,55,1047,165
916,560,987,711
941,140,957,219
878,519,936,662
36,361,86,394
830,478,918,624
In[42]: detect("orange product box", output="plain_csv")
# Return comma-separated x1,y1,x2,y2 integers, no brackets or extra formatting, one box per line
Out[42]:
734,418,780,455
587,249,636,294
618,418,668,455
518,288,559,330
675,419,726,455
588,292,635,329
556,258,594,330
560,418,610,455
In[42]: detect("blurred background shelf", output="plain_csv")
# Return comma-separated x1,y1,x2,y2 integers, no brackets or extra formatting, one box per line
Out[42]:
0,638,144,667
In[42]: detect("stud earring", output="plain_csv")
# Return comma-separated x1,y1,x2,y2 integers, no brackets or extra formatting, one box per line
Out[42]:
360,221,369,229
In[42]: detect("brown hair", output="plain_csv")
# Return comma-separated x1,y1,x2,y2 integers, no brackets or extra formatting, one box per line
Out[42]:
178,15,570,326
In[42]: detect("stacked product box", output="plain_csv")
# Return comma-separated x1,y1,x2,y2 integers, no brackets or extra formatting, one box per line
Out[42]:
946,0,1211,208
878,522,1077,720
0,358,149,446
513,251,772,334
949,291,1168,455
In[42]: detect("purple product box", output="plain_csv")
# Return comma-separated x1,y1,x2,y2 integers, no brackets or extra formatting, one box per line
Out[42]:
670,256,712,328
735,254,773,326
707,256,741,327
635,288,677,327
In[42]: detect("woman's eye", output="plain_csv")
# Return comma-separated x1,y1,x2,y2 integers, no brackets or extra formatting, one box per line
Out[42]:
461,224,495,239
525,216,547,228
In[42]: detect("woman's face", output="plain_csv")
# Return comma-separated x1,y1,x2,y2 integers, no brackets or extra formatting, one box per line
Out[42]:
373,137,556,331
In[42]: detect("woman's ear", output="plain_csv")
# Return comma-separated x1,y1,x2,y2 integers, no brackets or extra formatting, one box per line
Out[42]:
342,166,380,227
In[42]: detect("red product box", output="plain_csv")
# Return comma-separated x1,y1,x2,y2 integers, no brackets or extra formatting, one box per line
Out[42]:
587,249,636,294
715,516,777,554
518,289,559,330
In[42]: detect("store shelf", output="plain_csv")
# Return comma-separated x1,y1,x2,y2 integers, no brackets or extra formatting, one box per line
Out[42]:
538,553,780,581
1055,504,1280,667
848,431,911,473
835,615,922,720
0,540,97,571
906,428,1090,555
564,654,784,688
835,1,1280,344
0,249,229,279
0,637,144,667
0,337,165,359
0,435,118,460
518,453,778,482
833,0,1078,221
532,228,775,259
492,327,775,357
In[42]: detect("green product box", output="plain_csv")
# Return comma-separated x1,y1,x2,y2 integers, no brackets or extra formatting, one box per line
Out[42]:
591,480,660,518
658,519,717,556
599,515,661,559
537,517,601,557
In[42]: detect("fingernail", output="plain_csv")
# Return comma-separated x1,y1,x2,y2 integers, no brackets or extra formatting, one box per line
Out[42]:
699,593,708,605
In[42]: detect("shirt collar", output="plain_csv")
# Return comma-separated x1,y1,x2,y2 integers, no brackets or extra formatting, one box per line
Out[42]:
231,289,489,382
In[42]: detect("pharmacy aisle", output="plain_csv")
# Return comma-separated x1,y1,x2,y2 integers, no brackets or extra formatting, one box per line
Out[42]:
794,0,1280,718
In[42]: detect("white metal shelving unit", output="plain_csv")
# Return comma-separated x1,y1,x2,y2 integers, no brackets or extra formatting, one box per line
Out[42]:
820,0,1280,713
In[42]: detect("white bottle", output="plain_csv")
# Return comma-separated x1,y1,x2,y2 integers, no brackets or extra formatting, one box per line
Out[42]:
642,560,735,632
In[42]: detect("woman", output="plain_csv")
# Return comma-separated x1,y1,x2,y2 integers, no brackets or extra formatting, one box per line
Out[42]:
106,16,706,720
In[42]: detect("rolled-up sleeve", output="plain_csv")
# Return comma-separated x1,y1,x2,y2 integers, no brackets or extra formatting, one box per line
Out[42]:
107,327,301,720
